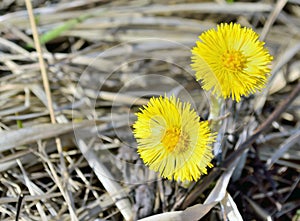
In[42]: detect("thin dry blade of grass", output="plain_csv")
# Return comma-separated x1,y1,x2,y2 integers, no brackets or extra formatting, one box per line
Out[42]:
25,0,79,218
266,129,300,169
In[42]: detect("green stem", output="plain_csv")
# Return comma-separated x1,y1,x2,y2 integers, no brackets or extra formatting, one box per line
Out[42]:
27,14,92,48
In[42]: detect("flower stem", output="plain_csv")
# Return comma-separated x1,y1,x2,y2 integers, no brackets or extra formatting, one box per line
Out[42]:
208,93,225,159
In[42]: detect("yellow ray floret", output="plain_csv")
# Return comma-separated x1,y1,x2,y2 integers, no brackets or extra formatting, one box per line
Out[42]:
133,96,215,181
191,23,273,102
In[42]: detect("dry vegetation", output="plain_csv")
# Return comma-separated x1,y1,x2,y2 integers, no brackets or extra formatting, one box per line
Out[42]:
0,0,300,220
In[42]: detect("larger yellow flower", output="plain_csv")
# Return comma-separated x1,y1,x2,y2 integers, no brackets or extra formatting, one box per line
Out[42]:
133,96,215,181
191,23,273,102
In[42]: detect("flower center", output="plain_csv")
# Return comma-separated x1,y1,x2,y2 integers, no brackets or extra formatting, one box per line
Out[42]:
161,127,190,153
222,50,247,72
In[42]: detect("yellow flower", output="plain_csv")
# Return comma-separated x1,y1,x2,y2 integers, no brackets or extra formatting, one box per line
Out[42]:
133,96,215,181
191,23,273,102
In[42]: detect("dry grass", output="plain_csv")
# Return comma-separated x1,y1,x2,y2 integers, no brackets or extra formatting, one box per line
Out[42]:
0,0,300,220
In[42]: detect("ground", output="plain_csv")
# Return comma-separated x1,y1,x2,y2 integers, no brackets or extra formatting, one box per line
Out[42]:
0,0,299,220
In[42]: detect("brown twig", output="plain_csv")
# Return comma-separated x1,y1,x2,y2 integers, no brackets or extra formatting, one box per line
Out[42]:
181,81,300,209
224,81,300,168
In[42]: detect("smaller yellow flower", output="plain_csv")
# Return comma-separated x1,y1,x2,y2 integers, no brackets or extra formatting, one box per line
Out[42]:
191,23,273,102
133,96,215,181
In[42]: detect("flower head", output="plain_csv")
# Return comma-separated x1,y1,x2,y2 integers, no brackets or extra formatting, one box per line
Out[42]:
133,96,215,181
191,23,273,102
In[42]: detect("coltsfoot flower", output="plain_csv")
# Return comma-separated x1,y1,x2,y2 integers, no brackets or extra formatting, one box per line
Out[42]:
133,96,215,181
191,23,273,102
